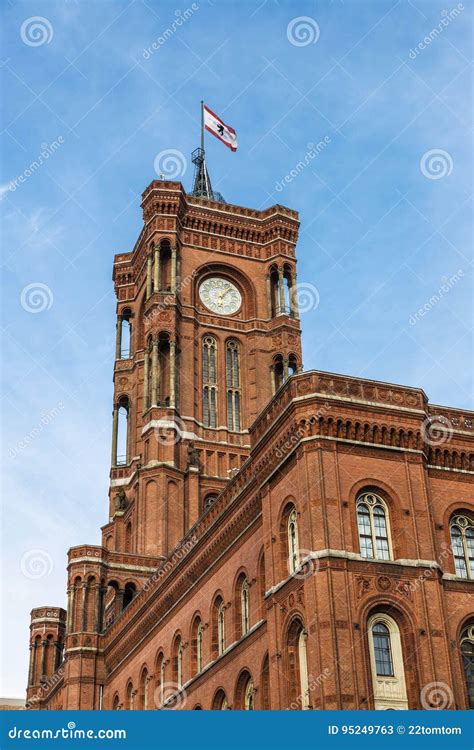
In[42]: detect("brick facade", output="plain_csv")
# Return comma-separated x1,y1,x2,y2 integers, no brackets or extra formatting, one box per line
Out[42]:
25,180,474,711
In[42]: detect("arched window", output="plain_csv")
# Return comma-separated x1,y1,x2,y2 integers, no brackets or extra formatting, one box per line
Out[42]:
241,579,250,635
357,492,391,560
203,493,218,512
218,601,225,655
261,654,270,710
226,340,241,431
125,681,134,710
450,514,474,579
155,652,165,707
114,396,130,466
119,309,132,359
191,617,204,675
123,582,136,610
138,667,149,710
288,353,298,376
212,689,229,710
288,507,299,574
112,694,120,710
273,354,284,391
244,678,255,710
368,613,408,710
460,622,474,708
286,619,310,709
202,336,218,427
172,635,183,690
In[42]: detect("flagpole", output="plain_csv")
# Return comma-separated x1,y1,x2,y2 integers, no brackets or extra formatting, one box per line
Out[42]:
200,100,204,155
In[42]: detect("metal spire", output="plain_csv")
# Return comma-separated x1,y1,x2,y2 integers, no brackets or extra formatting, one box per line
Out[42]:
190,101,225,202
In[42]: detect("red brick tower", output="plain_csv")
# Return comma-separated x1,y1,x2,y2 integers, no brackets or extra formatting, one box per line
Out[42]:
103,178,302,559
26,607,66,707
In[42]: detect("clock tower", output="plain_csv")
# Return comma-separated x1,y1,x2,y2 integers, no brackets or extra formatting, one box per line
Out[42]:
104,170,302,560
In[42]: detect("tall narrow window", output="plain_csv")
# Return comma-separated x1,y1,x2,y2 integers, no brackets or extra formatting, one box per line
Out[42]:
288,508,299,574
203,336,217,427
460,623,474,709
357,492,391,560
368,614,408,710
241,579,250,635
450,514,474,579
372,622,394,676
218,601,225,655
226,340,241,431
197,623,203,673
191,618,204,675
244,678,255,710
177,638,183,689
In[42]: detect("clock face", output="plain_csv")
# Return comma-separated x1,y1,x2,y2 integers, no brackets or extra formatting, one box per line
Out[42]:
199,277,242,315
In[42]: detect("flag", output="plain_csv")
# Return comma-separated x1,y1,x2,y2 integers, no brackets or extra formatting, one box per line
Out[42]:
203,104,238,152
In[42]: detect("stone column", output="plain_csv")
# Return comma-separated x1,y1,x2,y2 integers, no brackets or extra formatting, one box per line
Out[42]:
171,246,177,294
143,348,149,411
169,340,176,408
81,582,88,632
270,365,276,394
283,358,289,381
28,644,36,686
54,641,61,671
146,255,153,298
94,583,102,632
40,640,47,679
111,405,119,465
290,272,299,318
151,338,159,406
116,589,125,615
66,587,74,632
278,268,285,314
153,244,160,292
115,318,122,360
266,275,272,318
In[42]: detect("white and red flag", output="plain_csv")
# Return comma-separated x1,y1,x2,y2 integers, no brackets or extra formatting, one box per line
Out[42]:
203,104,238,152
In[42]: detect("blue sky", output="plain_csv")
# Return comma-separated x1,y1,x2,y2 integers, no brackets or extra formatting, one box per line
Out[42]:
1,0,472,696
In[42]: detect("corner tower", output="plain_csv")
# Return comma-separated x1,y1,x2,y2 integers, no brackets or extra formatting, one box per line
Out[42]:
104,180,302,558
